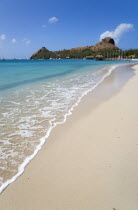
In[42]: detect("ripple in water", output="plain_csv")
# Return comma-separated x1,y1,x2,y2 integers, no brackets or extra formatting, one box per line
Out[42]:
0,63,118,192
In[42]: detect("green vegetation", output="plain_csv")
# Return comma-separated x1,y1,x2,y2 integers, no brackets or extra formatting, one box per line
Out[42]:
31,48,138,60
125,49,138,58
30,47,138,60
30,38,138,60
30,48,55,59
56,48,95,59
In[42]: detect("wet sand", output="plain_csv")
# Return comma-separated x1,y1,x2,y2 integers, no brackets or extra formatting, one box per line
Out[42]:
0,64,138,210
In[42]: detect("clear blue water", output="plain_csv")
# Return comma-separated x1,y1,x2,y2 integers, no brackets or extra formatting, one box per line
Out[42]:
0,59,129,92
0,59,131,192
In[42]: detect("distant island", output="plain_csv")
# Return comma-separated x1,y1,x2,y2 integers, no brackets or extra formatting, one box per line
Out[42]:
30,37,138,60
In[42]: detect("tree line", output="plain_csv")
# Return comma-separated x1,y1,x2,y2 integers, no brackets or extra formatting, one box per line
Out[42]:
30,48,138,60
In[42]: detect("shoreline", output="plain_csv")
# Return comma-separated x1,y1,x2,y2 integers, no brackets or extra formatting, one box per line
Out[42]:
0,64,138,209
0,63,122,194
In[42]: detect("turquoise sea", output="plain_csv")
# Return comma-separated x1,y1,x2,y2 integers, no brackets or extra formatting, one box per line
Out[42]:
0,59,132,192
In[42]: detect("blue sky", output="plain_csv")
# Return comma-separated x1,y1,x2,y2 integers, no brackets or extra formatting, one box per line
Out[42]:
0,0,138,58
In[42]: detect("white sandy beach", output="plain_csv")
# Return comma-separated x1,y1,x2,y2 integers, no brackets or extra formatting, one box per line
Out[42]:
0,64,138,210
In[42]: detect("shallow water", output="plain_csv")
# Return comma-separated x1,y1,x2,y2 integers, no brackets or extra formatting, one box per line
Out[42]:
0,59,131,192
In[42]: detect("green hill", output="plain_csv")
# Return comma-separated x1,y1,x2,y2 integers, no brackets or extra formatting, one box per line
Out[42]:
30,37,120,60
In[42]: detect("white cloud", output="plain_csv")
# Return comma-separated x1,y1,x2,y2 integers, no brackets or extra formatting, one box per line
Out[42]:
11,38,17,43
100,23,134,44
42,24,47,28
48,17,58,24
0,34,6,40
22,38,31,45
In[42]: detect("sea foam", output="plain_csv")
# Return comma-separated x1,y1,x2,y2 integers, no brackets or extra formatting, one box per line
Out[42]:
0,62,124,193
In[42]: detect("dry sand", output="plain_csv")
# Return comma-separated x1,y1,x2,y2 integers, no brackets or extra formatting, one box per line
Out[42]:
0,64,138,210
